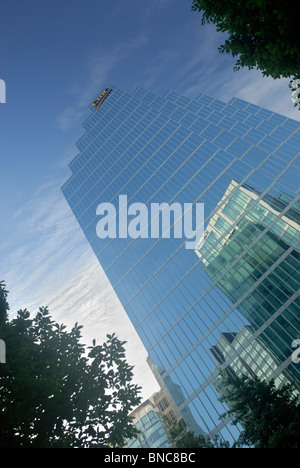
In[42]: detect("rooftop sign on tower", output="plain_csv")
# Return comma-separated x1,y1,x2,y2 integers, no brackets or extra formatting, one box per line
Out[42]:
92,88,112,110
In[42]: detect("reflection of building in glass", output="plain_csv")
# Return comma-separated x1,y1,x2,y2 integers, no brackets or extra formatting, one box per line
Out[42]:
62,85,300,444
210,326,299,397
147,357,204,437
196,181,300,384
124,397,173,449
125,357,204,448
196,180,300,384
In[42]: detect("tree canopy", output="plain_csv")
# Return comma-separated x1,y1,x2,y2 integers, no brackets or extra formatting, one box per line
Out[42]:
0,282,141,448
191,0,300,80
220,374,300,448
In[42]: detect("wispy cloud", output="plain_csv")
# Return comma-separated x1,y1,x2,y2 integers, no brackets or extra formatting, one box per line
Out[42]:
44,260,158,399
4,181,88,308
2,177,158,400
163,23,300,121
2,27,159,401
57,33,149,131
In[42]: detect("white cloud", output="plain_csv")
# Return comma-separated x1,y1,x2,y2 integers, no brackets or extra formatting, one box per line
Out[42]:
2,175,159,401
142,21,299,121
58,106,87,132
173,38,300,121
45,260,159,400
5,13,299,410
57,33,149,131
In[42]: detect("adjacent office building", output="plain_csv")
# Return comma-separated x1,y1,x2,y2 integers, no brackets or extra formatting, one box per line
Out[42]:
124,357,204,448
124,388,198,449
210,325,299,397
196,179,300,384
147,356,204,437
124,397,173,449
62,85,300,444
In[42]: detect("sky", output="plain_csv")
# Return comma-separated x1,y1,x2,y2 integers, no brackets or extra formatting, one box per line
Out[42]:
1,0,300,402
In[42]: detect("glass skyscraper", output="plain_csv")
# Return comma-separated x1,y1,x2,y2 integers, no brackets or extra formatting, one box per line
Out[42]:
62,84,300,444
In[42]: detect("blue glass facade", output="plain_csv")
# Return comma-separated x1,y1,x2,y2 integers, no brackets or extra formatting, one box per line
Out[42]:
196,180,300,384
124,405,172,449
62,85,300,443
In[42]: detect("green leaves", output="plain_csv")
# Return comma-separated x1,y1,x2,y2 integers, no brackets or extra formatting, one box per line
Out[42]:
191,0,300,80
219,374,300,448
0,282,141,448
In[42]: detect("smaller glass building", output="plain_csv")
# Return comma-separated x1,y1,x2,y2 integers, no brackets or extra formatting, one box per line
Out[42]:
196,179,300,385
124,398,172,449
125,358,204,448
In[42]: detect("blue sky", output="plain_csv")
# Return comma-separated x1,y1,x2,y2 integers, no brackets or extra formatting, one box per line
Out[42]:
1,0,299,400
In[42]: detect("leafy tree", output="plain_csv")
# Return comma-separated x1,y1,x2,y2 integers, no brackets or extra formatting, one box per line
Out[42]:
191,0,300,108
220,374,300,448
0,281,141,448
191,0,300,79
